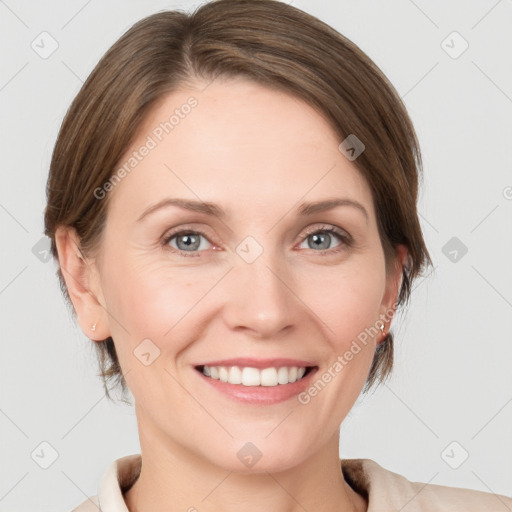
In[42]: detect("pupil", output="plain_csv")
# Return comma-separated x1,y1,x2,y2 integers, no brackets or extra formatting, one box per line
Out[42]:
178,234,199,251
310,233,329,250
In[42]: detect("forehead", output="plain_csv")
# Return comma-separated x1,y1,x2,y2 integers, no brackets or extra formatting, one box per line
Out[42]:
107,77,374,220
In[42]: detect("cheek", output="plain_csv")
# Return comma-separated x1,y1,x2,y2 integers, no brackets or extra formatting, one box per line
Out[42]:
99,251,218,356
99,236,386,379
302,256,386,347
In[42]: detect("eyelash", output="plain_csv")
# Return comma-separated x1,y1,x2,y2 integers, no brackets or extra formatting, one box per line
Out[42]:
161,224,353,258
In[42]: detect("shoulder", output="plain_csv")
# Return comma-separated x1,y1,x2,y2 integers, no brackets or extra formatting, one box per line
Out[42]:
71,495,100,511
341,457,512,511
70,454,141,511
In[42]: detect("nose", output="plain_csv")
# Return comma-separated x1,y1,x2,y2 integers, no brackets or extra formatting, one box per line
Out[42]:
222,250,301,339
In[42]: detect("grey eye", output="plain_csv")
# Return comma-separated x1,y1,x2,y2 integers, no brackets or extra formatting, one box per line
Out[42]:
168,232,210,252
299,230,343,251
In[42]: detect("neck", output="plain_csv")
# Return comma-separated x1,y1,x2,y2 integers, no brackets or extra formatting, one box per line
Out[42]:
124,409,367,512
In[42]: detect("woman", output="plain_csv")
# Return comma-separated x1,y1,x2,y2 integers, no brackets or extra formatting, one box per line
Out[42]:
44,0,511,510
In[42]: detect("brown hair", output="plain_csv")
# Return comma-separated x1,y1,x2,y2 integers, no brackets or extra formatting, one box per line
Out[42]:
44,0,431,402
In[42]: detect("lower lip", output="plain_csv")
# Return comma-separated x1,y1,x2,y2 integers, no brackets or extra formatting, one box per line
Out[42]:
194,367,318,405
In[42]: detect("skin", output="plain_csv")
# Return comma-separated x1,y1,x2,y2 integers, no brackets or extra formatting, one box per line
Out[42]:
56,76,406,512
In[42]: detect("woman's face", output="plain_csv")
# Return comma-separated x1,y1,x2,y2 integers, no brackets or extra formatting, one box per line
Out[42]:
88,77,401,471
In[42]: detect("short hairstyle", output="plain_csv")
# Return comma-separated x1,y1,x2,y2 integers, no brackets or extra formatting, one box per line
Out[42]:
44,0,432,401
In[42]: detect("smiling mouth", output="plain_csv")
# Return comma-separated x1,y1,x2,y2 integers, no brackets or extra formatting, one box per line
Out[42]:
194,365,317,387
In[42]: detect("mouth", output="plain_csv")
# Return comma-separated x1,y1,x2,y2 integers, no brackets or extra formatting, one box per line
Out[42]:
193,363,319,405
194,364,317,387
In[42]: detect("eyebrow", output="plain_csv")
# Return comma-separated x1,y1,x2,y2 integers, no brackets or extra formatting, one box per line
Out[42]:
136,197,369,223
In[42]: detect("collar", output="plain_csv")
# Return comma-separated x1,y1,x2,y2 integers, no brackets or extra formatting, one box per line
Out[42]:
96,453,379,511
90,453,511,511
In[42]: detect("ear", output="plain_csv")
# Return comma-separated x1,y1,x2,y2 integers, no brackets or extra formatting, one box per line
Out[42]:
54,226,111,341
378,244,408,340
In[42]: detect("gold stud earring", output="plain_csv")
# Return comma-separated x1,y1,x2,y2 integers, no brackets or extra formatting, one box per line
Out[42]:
379,324,386,340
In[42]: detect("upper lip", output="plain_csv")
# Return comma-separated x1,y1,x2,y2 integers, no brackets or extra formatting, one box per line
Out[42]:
194,358,317,369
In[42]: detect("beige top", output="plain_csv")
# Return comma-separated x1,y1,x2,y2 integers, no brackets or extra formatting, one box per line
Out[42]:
72,453,511,511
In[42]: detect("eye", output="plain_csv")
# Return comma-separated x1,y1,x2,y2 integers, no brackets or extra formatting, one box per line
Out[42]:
298,225,352,254
162,224,353,257
163,229,213,256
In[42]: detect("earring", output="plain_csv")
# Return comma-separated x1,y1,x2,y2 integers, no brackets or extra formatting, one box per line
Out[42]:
91,323,97,332
379,324,386,341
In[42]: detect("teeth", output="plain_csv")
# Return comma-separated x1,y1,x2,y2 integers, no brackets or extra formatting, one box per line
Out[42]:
200,365,308,386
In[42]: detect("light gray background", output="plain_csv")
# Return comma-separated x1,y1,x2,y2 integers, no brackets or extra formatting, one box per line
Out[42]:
1,0,512,510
